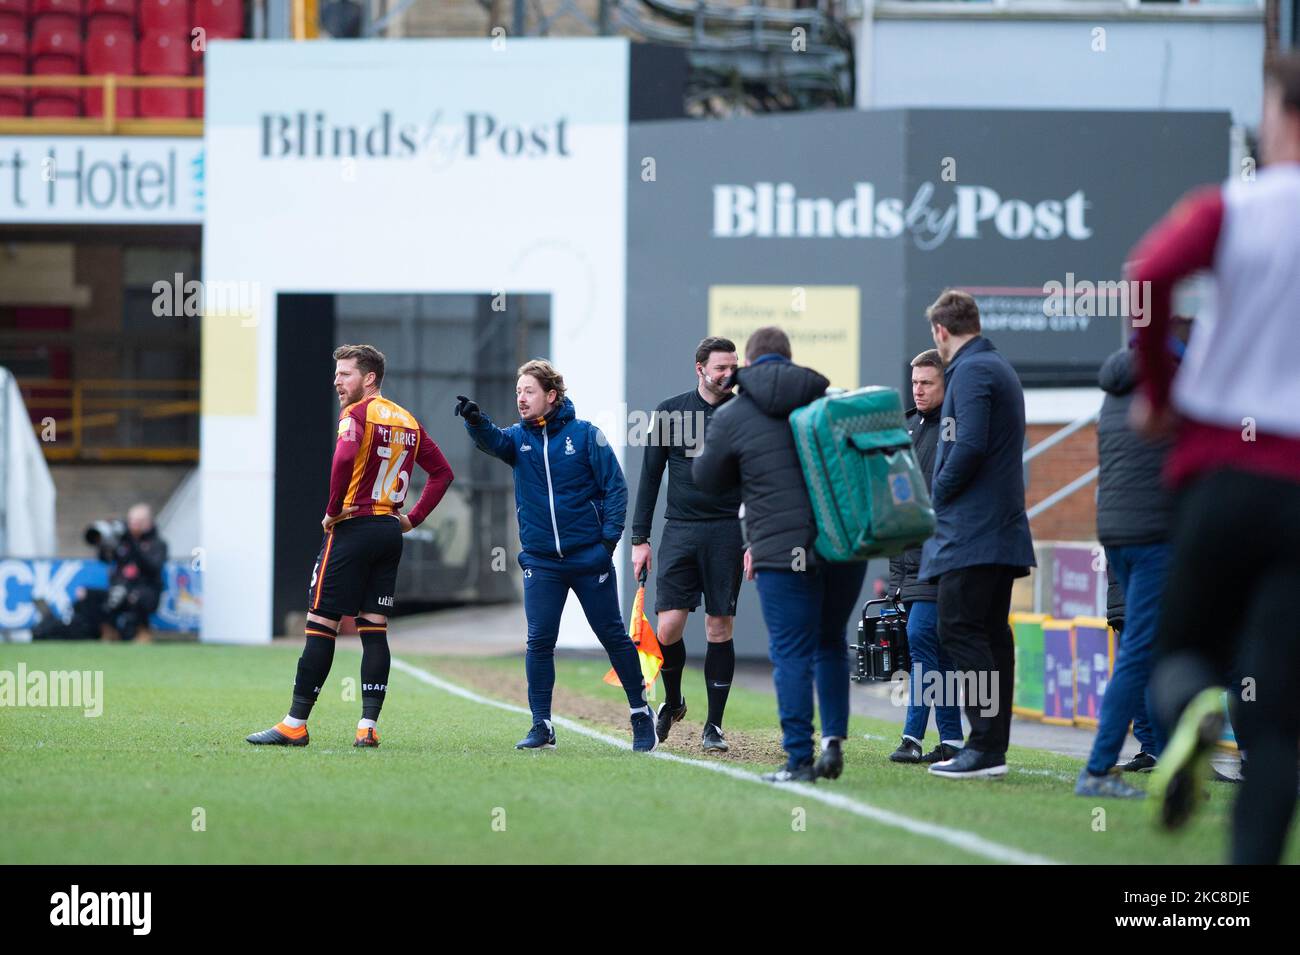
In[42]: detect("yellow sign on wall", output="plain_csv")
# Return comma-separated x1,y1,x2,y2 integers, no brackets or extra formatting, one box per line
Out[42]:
708,285,860,390
201,313,259,416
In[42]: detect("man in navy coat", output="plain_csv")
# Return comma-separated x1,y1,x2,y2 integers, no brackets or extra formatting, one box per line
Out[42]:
918,290,1035,779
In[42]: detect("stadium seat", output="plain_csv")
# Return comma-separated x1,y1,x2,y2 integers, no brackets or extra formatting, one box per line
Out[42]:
140,29,188,72
189,53,201,117
0,24,24,111
188,0,239,112
0,9,24,33
31,93,81,116
0,35,22,115
194,0,242,37
31,0,81,14
139,30,187,117
84,27,136,117
32,15,84,59
140,0,188,34
87,0,136,31
87,0,135,17
0,0,27,14
0,19,25,59
30,51,80,112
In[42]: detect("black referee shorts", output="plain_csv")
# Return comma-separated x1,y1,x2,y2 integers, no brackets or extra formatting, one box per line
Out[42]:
308,515,403,619
655,518,744,617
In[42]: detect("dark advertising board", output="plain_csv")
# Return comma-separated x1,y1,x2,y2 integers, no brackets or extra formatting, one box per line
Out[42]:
626,108,1228,657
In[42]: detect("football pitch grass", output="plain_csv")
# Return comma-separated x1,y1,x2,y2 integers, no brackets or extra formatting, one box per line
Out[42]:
2,643,1290,865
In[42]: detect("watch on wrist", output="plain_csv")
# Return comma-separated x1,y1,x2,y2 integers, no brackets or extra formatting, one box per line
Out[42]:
631,536,649,546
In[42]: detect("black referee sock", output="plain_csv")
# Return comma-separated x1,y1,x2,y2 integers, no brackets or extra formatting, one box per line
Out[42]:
358,619,390,722
289,622,338,720
661,638,686,709
704,639,735,728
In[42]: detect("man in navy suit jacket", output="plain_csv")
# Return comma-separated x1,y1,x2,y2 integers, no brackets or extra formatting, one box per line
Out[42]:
918,290,1035,779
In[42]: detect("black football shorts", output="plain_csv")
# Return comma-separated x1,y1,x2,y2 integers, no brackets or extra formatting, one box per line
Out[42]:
654,518,744,616
308,515,403,619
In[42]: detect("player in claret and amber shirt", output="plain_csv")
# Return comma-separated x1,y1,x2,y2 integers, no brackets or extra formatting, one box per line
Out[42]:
246,344,453,749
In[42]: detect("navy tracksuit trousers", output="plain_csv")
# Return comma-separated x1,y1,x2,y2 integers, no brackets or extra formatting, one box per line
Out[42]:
522,542,646,722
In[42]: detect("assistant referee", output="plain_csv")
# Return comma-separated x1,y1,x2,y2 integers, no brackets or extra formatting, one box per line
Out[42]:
631,336,744,752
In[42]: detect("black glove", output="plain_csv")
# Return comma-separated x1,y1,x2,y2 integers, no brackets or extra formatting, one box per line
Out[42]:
602,539,619,556
454,395,482,426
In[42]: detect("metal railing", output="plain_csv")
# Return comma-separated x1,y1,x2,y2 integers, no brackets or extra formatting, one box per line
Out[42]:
0,75,204,137
1022,410,1100,521
18,378,200,463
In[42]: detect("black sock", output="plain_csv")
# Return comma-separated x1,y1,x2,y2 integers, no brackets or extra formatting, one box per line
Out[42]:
661,638,686,708
358,620,390,722
705,639,735,728
290,622,337,720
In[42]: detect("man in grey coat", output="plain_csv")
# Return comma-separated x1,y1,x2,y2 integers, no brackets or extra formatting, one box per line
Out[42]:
919,290,1035,779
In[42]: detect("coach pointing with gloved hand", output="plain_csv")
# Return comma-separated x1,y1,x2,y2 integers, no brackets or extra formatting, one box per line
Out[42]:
457,361,655,752
454,395,482,426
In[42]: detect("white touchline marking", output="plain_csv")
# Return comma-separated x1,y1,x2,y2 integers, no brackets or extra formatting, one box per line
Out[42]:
1015,768,1075,782
391,658,1059,866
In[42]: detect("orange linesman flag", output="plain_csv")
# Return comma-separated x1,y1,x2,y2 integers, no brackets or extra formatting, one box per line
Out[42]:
604,570,663,701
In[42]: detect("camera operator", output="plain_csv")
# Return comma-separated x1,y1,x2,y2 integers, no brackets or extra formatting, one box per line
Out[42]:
89,503,168,642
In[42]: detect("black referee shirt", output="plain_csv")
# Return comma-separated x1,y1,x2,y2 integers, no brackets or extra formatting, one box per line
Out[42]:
632,387,742,539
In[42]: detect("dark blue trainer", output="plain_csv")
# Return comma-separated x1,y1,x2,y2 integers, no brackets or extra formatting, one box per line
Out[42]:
515,721,557,750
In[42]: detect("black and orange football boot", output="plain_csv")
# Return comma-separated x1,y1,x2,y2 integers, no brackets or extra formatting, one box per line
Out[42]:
246,721,309,746
354,727,380,748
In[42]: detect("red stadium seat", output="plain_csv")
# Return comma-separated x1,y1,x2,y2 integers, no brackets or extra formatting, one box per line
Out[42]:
32,15,84,59
84,27,136,117
32,51,82,119
87,0,136,43
88,11,134,39
140,0,188,34
140,29,188,71
140,29,188,73
189,52,201,117
0,22,23,72
140,85,187,118
0,27,23,108
31,50,79,84
0,20,26,57
194,0,241,37
32,93,81,116
32,0,80,14
87,0,136,19
139,30,187,117
0,0,28,114
30,51,80,112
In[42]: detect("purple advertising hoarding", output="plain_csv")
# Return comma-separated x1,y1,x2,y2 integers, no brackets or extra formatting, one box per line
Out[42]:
1073,621,1112,725
1052,545,1105,619
1042,623,1074,724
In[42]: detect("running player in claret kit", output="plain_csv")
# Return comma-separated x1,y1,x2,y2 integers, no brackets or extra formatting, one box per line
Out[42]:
246,344,454,748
